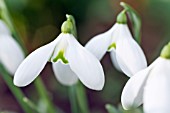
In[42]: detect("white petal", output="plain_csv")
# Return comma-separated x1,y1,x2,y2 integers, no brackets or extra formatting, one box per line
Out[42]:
0,20,11,35
85,24,119,60
121,67,150,110
0,35,24,75
110,49,122,72
66,34,105,90
14,38,59,87
52,61,78,86
116,24,147,77
144,58,170,113
121,58,160,110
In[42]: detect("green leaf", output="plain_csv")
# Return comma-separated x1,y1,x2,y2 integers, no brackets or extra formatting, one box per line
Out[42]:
118,104,143,113
105,104,120,113
120,2,141,44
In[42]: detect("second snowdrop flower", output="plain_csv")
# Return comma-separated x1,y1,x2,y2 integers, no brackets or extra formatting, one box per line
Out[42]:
0,20,24,75
14,15,105,90
121,42,170,113
85,10,147,77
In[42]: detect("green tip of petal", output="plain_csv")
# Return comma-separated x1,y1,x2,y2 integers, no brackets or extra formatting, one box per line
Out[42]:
53,51,69,64
117,10,127,24
61,20,73,34
160,42,170,59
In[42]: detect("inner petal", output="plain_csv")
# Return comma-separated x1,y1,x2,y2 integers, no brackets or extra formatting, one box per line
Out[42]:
53,50,68,64
50,34,69,64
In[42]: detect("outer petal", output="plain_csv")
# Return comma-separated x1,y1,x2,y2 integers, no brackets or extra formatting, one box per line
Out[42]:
14,38,59,87
144,58,170,113
0,35,24,75
116,24,147,77
66,34,105,90
121,58,160,110
85,24,119,60
0,20,11,35
52,61,78,86
110,49,122,72
121,68,150,110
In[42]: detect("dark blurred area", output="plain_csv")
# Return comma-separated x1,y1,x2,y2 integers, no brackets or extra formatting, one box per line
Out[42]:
0,0,169,113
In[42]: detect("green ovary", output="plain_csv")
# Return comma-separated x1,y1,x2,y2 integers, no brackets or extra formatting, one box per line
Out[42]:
160,43,170,59
53,51,69,64
108,42,116,51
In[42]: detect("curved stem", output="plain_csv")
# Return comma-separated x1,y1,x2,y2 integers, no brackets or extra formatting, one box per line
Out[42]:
34,77,57,113
76,82,90,113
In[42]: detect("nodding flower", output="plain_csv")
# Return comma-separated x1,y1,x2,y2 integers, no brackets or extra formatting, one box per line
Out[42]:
121,42,170,113
14,15,105,91
85,10,147,77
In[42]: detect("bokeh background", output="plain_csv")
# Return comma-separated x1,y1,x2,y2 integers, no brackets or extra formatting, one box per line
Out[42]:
0,0,169,113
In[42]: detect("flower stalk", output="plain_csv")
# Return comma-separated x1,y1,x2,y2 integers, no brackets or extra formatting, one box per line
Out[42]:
0,63,31,113
34,78,57,113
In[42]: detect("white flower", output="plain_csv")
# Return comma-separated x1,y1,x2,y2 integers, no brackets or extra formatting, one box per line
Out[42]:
121,43,170,113
14,33,105,90
0,20,24,75
85,11,147,77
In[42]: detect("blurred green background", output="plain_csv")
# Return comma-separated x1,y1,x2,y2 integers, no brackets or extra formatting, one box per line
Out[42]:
0,0,169,113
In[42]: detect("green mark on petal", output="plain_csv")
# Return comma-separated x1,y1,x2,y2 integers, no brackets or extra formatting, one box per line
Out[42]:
53,51,69,64
108,43,116,51
160,42,170,59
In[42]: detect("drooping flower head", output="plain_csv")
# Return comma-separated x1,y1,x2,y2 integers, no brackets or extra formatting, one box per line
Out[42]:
121,42,170,113
0,20,24,74
85,10,147,77
14,15,105,90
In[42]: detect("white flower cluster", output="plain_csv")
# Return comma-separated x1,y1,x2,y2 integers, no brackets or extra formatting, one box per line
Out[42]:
0,7,169,113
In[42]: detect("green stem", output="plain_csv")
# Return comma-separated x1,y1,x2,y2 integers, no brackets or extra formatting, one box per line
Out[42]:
34,77,57,113
69,85,79,113
0,64,31,113
76,82,90,113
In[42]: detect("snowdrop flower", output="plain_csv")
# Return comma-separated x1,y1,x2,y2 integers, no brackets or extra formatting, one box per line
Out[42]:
14,16,105,90
85,10,147,77
0,20,24,75
121,42,170,113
